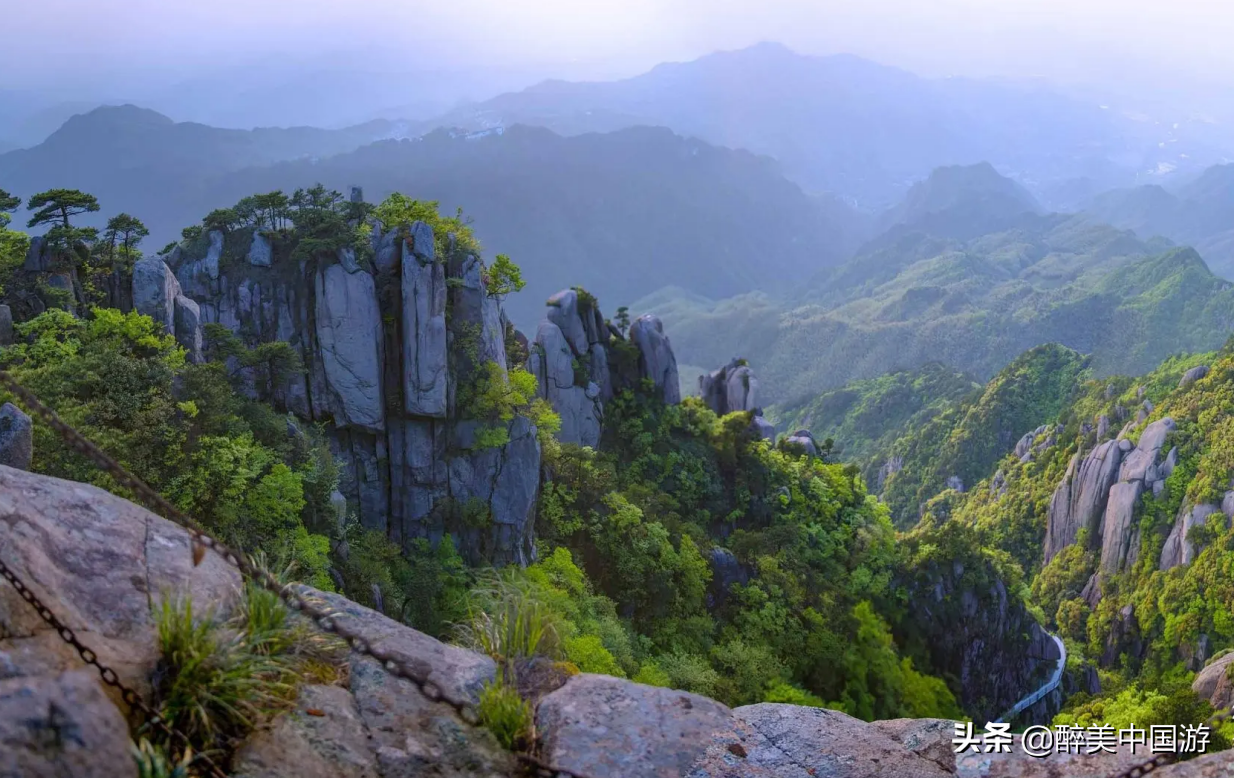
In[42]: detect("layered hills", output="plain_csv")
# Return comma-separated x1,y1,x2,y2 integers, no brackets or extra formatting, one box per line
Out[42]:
1,111,863,326
654,164,1234,406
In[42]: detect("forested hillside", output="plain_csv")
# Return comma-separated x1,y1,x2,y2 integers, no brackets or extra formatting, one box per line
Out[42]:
654,166,1234,406
1,183,1075,772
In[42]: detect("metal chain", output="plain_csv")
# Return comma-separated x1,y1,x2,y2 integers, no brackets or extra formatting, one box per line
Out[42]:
0,557,228,778
0,369,591,778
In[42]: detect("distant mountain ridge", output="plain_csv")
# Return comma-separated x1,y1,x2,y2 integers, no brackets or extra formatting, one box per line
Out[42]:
641,164,1231,405
0,113,865,327
417,43,1147,208
1084,163,1234,279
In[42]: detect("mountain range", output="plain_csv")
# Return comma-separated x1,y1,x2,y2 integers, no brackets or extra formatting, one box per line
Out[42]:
0,107,863,327
647,162,1234,405
413,43,1215,209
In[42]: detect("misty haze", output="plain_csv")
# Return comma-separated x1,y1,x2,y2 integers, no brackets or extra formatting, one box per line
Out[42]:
5,2,1234,776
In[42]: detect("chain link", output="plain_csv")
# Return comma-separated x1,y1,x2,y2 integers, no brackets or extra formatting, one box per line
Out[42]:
0,368,593,778
0,557,228,778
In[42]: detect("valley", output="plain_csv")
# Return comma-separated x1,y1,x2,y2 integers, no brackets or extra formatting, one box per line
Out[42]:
6,26,1234,778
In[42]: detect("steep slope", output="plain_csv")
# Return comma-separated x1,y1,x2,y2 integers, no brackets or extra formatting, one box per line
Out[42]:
649,213,1231,405
1083,163,1234,280
916,339,1234,732
419,43,1136,207
769,362,980,481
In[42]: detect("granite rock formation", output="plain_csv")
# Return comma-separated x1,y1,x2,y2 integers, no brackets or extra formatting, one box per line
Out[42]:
165,219,538,565
1043,417,1178,576
699,358,776,440
527,288,683,448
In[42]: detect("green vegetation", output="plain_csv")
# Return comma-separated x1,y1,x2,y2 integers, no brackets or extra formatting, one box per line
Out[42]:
152,589,345,756
861,332,1234,742
648,213,1230,406
477,671,534,750
372,192,480,256
132,739,194,778
771,361,979,482
881,344,1091,527
0,308,340,587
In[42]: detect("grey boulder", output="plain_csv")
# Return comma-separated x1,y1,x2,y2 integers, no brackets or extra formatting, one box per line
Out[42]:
0,403,32,471
537,674,731,778
630,315,680,405
0,670,136,778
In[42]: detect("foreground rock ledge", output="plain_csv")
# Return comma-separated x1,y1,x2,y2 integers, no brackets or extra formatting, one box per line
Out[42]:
3,464,1234,777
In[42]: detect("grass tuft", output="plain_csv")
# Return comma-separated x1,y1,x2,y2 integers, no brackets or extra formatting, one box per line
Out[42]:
476,669,533,751
151,577,348,756
132,739,194,778
454,572,562,666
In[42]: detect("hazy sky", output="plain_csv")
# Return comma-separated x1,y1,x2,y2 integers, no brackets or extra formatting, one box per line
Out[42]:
6,0,1234,117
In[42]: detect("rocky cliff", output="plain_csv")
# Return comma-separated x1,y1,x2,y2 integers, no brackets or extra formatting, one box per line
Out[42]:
133,209,681,566
1045,416,1181,575
139,219,541,565
6,463,1232,778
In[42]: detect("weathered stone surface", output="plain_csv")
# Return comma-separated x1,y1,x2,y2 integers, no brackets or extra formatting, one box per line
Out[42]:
945,475,965,492
131,256,181,334
751,415,775,442
408,220,435,262
232,685,378,778
1101,480,1145,573
785,429,819,456
699,359,759,416
349,655,512,778
630,314,680,405
401,236,447,418
0,670,136,778
337,246,361,274
1119,417,1176,482
0,403,32,471
956,737,1151,776
871,717,957,774
1179,364,1210,389
294,587,495,703
0,466,240,692
1161,503,1222,571
173,294,203,363
878,456,904,490
1044,441,1123,563
1193,651,1234,715
0,304,11,345
539,674,730,778
371,226,400,273
171,231,222,301
315,264,384,431
248,231,273,266
547,289,589,357
1156,749,1234,776
690,704,952,778
530,320,601,447
23,235,50,272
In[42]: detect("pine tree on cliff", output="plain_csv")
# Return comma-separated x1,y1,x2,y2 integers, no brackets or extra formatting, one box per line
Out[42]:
102,213,148,270
26,188,100,311
0,188,19,228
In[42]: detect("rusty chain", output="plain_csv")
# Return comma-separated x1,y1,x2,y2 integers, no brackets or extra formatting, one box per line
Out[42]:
0,557,229,778
0,368,593,778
